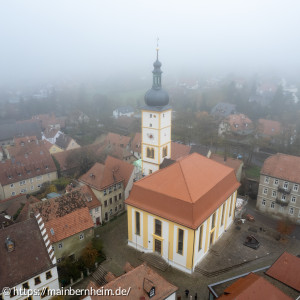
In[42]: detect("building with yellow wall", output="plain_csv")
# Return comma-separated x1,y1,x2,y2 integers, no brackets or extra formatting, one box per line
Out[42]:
125,153,240,274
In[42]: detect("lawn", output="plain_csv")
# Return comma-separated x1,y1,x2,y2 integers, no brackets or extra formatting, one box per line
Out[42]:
245,165,261,179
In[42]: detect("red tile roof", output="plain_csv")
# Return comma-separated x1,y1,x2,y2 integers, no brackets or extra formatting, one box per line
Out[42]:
226,114,253,132
130,132,141,153
77,185,101,210
88,263,177,300
218,273,292,300
105,132,131,148
266,252,300,292
126,153,240,229
43,127,60,139
13,136,38,146
170,141,191,160
0,146,57,186
258,119,281,137
44,207,94,243
261,153,300,183
79,156,134,191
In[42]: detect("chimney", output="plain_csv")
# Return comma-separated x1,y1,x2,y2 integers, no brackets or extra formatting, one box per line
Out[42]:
5,237,15,252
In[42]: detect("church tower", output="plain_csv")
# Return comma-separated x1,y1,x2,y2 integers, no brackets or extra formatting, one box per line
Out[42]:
141,47,172,175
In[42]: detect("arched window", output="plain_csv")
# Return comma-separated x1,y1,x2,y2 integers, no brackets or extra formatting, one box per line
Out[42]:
147,147,154,159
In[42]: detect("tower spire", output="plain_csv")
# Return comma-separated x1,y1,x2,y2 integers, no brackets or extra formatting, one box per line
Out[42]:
156,37,159,60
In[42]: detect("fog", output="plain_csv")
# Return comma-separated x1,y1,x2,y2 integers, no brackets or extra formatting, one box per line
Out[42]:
1,0,300,85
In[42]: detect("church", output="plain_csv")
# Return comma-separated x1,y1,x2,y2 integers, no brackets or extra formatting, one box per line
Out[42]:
125,49,240,273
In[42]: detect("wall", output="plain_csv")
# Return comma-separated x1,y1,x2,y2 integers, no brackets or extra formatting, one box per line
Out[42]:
53,227,94,261
2,171,58,199
3,266,59,300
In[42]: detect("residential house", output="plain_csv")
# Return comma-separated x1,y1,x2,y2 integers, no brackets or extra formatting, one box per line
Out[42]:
257,119,282,145
0,145,57,200
212,273,292,300
211,103,237,119
208,251,299,299
266,252,300,292
55,133,81,151
79,156,134,222
256,153,300,223
83,263,178,300
33,191,95,262
125,153,240,274
105,132,131,149
0,218,59,300
66,185,102,226
113,106,135,119
42,127,62,144
43,139,63,154
218,114,254,136
13,136,38,147
130,132,142,159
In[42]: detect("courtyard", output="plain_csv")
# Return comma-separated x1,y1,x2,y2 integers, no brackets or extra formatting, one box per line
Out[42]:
92,208,300,299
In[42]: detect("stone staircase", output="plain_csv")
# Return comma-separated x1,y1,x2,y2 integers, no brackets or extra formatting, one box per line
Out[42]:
91,265,108,286
140,252,169,271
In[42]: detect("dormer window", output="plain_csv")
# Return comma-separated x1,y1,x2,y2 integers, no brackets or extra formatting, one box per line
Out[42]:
45,165,49,169
50,228,55,235
18,172,21,176
8,175,12,179
143,278,155,298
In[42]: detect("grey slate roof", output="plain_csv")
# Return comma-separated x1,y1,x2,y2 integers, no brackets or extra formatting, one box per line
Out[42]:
211,102,237,118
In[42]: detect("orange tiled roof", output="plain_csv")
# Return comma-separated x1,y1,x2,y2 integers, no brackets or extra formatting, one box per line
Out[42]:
261,153,300,183
105,132,131,148
125,153,240,229
258,119,281,137
79,156,134,191
77,185,101,210
170,142,191,160
266,252,300,292
14,136,38,147
88,263,177,300
210,154,243,176
0,146,57,186
226,114,253,132
218,273,292,300
44,207,94,243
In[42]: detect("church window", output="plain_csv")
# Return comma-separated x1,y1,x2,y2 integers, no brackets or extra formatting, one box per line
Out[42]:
221,204,225,226
177,228,184,255
150,123,152,127
150,114,152,118
135,211,140,235
211,212,216,230
163,146,168,158
198,225,203,251
146,147,154,159
155,219,162,236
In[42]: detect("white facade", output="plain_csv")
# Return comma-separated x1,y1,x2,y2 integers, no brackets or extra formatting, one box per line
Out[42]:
141,109,171,175
128,192,236,274
42,130,62,145
3,266,59,300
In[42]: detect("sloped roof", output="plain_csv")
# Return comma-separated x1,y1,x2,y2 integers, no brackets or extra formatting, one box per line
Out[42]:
210,154,243,176
0,194,29,217
0,218,53,290
226,114,253,132
55,134,73,149
218,273,292,300
13,136,38,147
79,156,134,191
211,102,236,118
0,147,57,186
44,207,94,243
43,128,60,139
266,252,300,292
170,142,191,160
126,153,240,229
258,119,282,137
87,263,177,300
105,132,131,148
130,132,142,152
261,153,300,183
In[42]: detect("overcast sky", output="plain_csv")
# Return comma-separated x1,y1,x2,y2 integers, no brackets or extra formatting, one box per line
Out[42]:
1,0,300,85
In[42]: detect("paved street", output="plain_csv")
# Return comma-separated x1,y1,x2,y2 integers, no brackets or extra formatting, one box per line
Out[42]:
91,209,300,299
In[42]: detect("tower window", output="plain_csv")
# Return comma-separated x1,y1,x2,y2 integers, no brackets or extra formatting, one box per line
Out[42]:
149,123,152,127
162,146,168,158
150,114,152,118
146,147,154,159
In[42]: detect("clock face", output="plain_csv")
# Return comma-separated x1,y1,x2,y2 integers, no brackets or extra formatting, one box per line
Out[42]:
147,133,154,140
